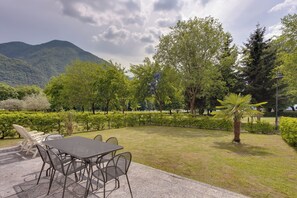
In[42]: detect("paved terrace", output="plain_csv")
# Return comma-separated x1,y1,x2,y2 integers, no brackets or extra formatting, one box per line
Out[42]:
0,146,248,198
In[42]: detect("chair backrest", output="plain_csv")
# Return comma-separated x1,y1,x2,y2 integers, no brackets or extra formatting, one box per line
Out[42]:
36,144,51,164
105,152,132,176
13,124,29,140
47,148,65,175
45,134,64,141
106,137,118,145
94,134,103,142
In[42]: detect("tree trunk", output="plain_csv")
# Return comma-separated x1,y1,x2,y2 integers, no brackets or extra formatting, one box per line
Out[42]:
106,100,110,114
256,106,261,121
190,96,196,115
291,106,295,111
233,120,241,143
92,103,95,114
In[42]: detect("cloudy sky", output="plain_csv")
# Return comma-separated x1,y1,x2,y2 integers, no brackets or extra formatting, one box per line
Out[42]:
0,0,296,69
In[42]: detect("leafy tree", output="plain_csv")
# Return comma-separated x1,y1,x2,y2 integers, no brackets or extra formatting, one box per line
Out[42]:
154,17,226,114
218,33,241,94
95,64,127,114
15,85,42,100
116,70,131,113
0,82,18,100
277,14,297,103
62,61,104,113
240,24,277,110
214,93,266,143
44,75,66,111
23,94,50,111
131,58,183,112
0,99,24,110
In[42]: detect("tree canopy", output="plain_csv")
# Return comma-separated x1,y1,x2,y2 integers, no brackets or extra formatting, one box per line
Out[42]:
154,16,227,114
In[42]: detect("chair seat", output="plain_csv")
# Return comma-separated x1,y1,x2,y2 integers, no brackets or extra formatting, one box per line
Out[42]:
92,166,125,182
64,160,86,176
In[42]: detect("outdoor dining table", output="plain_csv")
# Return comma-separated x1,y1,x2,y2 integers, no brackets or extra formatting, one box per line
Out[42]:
43,136,123,197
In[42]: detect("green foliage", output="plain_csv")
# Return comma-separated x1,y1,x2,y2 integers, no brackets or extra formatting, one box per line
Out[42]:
131,58,184,112
0,82,18,100
28,113,61,133
0,111,233,138
89,114,107,130
277,14,297,101
280,117,297,147
244,121,275,134
218,33,241,94
95,64,129,113
154,16,227,114
240,24,277,107
214,94,266,122
15,85,42,99
214,93,267,142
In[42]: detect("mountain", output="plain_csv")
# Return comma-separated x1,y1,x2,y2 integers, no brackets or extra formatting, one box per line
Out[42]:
0,40,106,87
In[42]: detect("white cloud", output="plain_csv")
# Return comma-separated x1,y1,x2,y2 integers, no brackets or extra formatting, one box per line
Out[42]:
156,16,181,27
145,44,155,54
265,23,282,40
269,0,297,13
1,0,293,70
153,0,183,12
94,26,129,44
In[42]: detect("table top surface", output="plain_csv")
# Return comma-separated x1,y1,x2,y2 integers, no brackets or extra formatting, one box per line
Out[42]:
43,136,123,160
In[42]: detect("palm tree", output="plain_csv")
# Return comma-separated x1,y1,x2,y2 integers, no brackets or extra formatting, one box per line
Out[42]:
214,93,266,143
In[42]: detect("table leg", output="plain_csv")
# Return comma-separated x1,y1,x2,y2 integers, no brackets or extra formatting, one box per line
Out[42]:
84,162,92,198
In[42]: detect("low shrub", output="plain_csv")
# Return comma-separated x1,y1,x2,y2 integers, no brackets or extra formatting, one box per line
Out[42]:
280,117,297,147
244,121,275,134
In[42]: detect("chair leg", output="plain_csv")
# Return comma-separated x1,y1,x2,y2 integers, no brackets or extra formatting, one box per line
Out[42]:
62,174,68,198
47,169,56,195
103,182,106,198
37,162,45,184
126,175,133,198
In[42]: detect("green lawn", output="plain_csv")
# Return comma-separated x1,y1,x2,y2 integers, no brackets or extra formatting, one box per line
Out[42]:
1,126,296,197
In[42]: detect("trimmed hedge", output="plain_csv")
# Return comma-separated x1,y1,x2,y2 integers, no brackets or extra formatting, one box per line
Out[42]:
0,111,233,139
5,111,288,139
244,121,275,134
280,117,297,147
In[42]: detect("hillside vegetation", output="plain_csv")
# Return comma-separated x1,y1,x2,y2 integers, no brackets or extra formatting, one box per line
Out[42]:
0,40,106,87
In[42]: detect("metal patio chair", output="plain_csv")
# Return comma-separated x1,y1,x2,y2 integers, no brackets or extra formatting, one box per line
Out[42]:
92,152,133,198
36,144,52,184
47,148,86,198
94,134,103,142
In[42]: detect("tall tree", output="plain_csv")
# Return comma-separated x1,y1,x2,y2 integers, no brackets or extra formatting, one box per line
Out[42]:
131,58,183,112
44,75,66,111
218,33,241,94
62,61,104,113
240,24,277,110
95,64,128,114
154,17,226,114
277,14,297,105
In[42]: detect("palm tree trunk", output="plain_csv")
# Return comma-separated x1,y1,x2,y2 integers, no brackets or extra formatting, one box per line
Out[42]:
233,120,241,143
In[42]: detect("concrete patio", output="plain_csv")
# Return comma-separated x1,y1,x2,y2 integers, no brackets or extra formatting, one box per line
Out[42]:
0,146,248,198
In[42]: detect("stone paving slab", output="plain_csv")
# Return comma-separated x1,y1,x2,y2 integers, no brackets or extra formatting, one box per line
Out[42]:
0,146,249,198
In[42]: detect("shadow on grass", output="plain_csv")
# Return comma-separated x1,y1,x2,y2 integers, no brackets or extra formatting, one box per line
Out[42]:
212,141,273,156
136,126,230,138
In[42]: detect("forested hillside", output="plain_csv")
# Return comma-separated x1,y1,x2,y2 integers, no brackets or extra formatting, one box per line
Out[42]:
0,40,106,87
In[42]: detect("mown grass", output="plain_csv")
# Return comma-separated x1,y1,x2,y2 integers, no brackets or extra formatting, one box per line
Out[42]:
1,126,296,197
